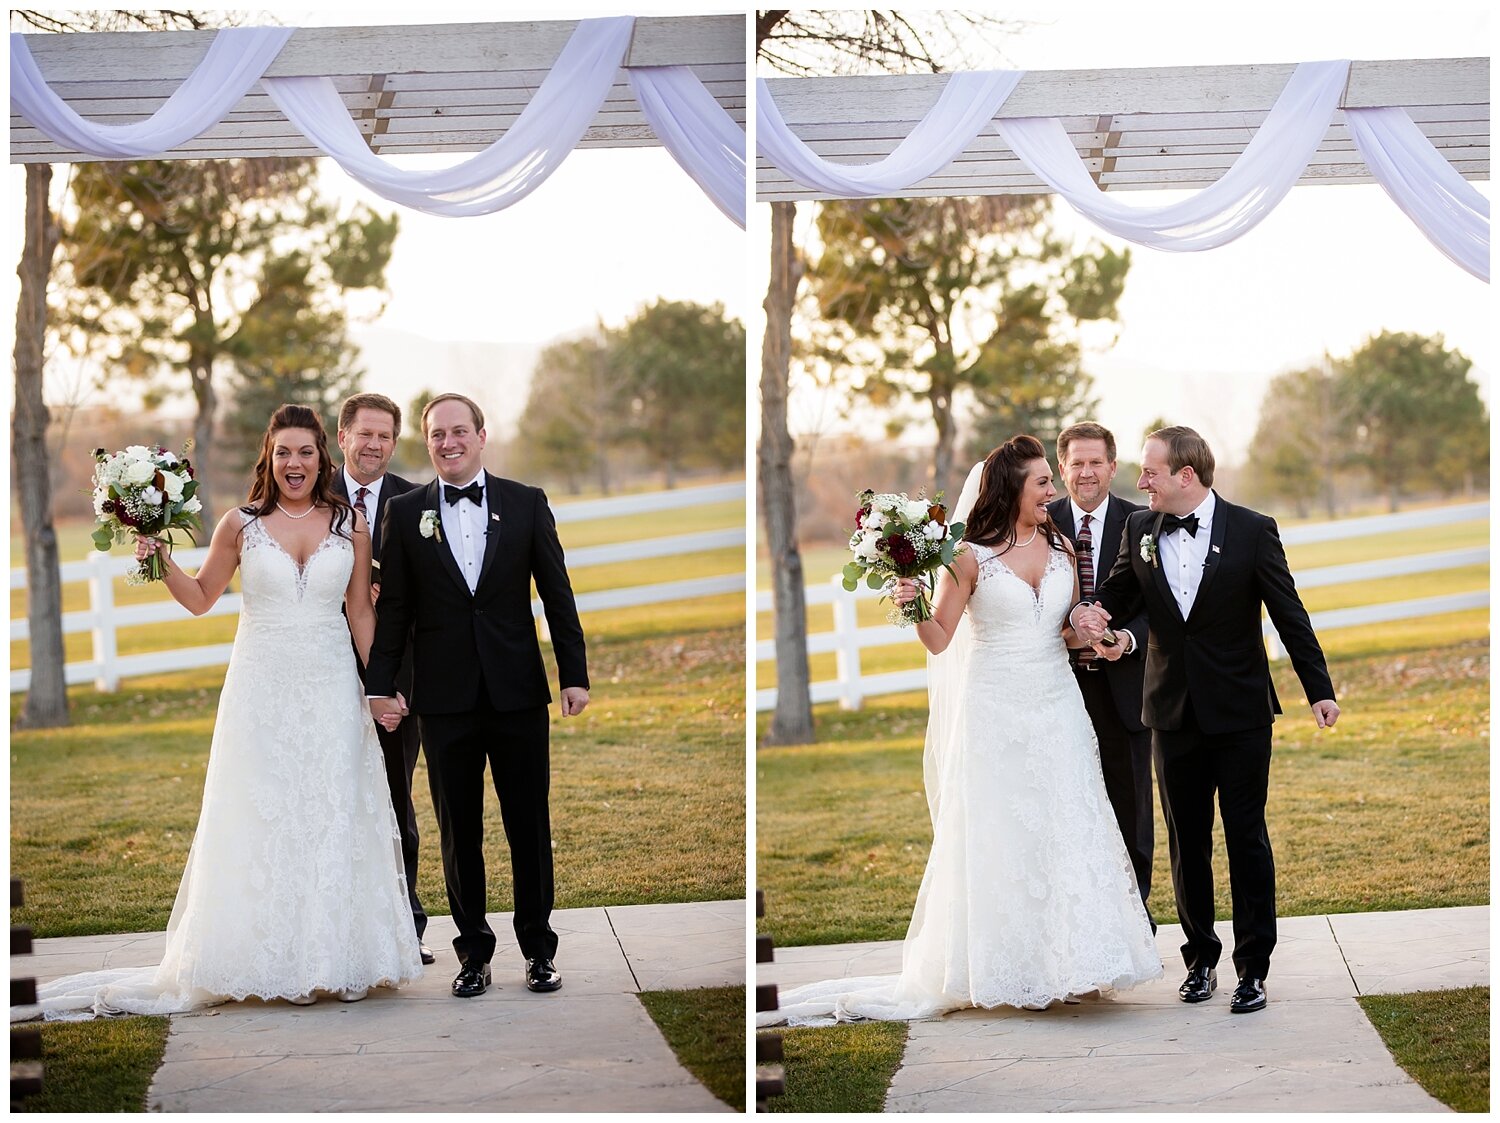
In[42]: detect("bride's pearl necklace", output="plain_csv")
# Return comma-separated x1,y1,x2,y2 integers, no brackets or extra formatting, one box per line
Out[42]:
276,502,316,520
1013,526,1039,547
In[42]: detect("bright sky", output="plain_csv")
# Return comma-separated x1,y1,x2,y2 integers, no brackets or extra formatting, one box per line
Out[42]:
3,6,748,420
760,1,1493,464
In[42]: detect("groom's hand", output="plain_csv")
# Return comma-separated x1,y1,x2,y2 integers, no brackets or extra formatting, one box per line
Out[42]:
1072,602,1111,643
369,696,405,730
1311,699,1340,729
560,687,590,717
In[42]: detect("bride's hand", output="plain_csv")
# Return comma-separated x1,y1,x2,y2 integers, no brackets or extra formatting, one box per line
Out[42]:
892,577,921,606
135,536,162,562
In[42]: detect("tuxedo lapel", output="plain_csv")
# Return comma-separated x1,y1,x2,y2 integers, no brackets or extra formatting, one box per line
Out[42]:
1051,500,1075,539
1099,501,1125,579
1187,493,1229,622
423,479,472,597
475,473,505,590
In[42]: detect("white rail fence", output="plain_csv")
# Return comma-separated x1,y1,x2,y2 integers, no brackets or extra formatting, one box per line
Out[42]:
11,482,745,693
755,502,1489,712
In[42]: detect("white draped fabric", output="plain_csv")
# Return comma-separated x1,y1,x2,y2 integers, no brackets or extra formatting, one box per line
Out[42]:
261,16,634,218
1346,107,1490,282
9,27,294,159
755,71,1024,197
758,59,1487,280
993,60,1351,251
628,66,747,228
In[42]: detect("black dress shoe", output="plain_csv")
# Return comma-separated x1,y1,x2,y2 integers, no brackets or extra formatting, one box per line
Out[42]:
525,958,562,993
419,944,435,965
1178,966,1217,1003
1229,976,1267,1013
451,961,491,998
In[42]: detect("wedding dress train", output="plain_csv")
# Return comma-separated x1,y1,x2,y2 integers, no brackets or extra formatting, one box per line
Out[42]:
27,512,422,1019
764,541,1161,1025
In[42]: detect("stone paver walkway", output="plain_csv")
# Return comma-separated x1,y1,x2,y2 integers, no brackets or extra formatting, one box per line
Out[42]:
761,905,1486,1112
25,899,743,1113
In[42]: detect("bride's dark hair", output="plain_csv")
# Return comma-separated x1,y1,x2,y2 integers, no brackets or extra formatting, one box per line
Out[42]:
963,434,1065,556
242,404,354,540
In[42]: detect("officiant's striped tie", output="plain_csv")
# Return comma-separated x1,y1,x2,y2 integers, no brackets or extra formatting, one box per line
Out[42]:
1076,513,1096,667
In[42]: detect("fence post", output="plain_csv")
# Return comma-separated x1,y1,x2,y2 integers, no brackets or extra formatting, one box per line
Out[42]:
831,575,863,711
88,552,119,692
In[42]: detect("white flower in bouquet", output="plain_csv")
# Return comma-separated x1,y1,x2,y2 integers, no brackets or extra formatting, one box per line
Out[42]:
124,457,156,486
158,451,179,467
862,508,887,531
124,444,153,462
141,485,164,507
901,496,931,523
853,531,883,562
161,471,185,502
922,519,945,541
92,489,109,516
183,495,203,514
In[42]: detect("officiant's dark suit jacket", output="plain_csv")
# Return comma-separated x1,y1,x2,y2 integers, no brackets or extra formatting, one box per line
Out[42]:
365,473,588,712
1091,493,1334,741
1048,494,1148,733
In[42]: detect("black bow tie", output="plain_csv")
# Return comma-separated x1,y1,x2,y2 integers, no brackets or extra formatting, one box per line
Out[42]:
444,482,483,507
1159,513,1200,537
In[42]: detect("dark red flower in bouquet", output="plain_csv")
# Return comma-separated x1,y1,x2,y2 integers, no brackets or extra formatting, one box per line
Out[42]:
888,535,918,567
115,505,140,529
101,498,117,514
855,505,871,528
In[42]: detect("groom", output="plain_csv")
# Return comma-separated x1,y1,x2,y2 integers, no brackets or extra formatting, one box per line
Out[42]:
367,392,589,998
1073,426,1338,1014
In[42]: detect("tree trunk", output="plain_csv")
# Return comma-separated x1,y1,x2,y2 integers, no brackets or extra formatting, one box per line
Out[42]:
931,377,957,502
759,202,814,745
13,164,69,728
190,353,218,526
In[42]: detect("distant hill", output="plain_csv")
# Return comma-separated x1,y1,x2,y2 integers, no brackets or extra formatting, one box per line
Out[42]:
347,325,543,441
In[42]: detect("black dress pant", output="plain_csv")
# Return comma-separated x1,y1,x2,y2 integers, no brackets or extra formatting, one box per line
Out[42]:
419,699,557,966
374,714,427,939
1074,667,1155,907
1153,701,1277,980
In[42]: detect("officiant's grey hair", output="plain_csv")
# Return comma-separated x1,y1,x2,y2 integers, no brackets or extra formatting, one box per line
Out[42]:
1148,425,1215,487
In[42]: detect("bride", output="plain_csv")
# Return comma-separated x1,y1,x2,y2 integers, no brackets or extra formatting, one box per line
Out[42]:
763,435,1160,1025
28,405,423,1019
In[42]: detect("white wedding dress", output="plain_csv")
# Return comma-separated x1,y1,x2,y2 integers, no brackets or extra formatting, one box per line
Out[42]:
28,512,423,1020
765,541,1161,1025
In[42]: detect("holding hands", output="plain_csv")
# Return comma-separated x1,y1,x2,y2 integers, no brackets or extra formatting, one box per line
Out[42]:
1071,602,1112,644
369,692,409,732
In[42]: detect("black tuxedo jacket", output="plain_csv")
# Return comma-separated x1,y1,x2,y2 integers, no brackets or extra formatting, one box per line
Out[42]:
1091,493,1334,736
1048,494,1148,734
366,472,588,715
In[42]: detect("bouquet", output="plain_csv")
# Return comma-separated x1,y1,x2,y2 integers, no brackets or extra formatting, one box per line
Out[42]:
841,489,965,626
90,443,203,585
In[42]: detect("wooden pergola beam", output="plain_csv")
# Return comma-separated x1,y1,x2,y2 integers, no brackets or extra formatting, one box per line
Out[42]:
756,56,1489,200
10,14,745,163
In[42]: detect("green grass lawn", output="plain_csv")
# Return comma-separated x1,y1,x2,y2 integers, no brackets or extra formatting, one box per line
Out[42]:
1359,987,1489,1112
638,986,746,1110
762,1022,907,1113
757,637,1487,948
17,1017,170,1113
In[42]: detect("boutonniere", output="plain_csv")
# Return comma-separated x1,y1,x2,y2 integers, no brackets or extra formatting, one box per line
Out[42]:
419,509,442,543
1138,533,1158,567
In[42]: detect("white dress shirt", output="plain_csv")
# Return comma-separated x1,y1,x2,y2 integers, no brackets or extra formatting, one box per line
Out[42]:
342,467,383,530
439,470,488,593
1158,490,1217,618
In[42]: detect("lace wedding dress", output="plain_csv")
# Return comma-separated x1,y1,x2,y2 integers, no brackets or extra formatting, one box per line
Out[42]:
29,512,423,1020
765,541,1161,1026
